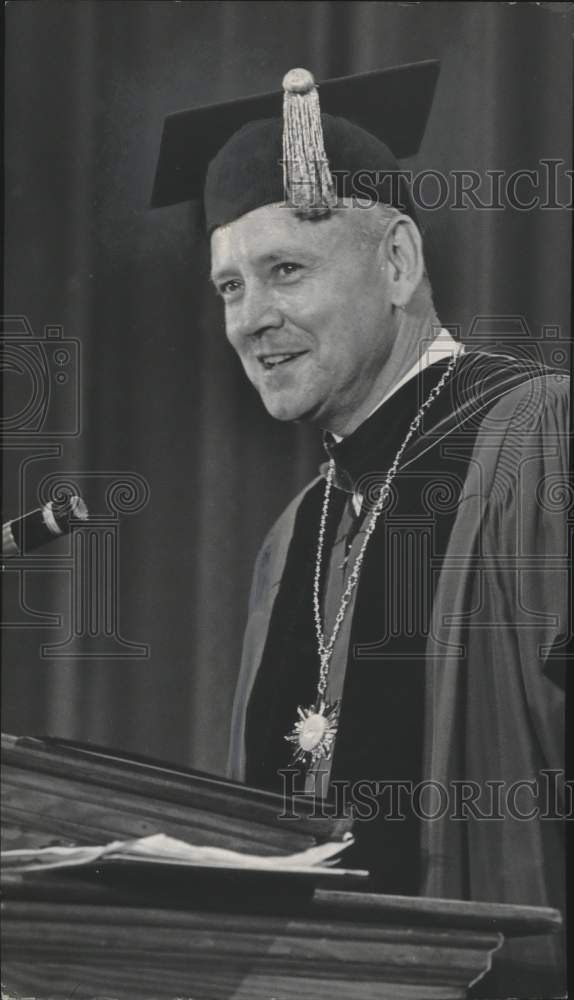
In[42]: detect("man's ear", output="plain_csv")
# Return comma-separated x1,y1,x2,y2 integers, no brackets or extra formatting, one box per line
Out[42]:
381,215,424,308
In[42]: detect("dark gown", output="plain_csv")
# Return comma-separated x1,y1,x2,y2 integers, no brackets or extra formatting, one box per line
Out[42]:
229,350,568,997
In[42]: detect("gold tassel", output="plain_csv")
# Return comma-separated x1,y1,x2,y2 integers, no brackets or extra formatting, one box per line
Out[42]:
282,68,337,214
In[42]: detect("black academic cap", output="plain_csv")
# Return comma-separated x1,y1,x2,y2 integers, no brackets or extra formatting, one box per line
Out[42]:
151,60,440,231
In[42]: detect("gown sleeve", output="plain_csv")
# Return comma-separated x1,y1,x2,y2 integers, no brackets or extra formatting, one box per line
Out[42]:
478,372,569,774
226,480,322,782
423,371,569,996
226,529,277,782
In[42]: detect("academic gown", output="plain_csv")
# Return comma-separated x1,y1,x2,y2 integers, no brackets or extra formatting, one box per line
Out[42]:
227,351,568,996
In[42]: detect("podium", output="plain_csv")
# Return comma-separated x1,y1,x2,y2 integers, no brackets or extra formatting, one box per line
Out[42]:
1,734,563,999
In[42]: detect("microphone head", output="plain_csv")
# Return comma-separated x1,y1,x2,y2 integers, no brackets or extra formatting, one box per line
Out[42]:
2,495,88,555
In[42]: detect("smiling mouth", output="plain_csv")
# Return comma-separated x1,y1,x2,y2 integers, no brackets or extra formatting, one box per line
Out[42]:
258,351,308,371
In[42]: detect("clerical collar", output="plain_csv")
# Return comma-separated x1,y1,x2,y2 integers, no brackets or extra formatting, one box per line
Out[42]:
321,355,457,499
321,332,463,504
331,330,463,443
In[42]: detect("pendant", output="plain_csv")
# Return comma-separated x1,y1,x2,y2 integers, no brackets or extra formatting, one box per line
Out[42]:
285,700,340,767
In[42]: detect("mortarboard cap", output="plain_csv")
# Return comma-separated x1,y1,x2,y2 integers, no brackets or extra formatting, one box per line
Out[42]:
151,60,440,233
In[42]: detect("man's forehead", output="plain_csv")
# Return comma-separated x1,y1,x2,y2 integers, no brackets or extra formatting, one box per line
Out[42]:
210,203,342,270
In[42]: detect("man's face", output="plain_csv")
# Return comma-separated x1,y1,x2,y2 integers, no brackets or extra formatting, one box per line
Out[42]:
210,203,394,435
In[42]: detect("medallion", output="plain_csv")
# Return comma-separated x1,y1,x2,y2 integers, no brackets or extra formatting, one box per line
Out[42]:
285,700,340,766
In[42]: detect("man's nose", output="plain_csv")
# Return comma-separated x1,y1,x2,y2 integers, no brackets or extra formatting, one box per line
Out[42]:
229,283,283,344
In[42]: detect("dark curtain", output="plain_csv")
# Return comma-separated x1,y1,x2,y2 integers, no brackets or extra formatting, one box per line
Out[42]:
3,1,572,775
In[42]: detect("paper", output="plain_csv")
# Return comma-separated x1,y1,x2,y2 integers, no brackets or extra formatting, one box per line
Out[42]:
1,831,355,874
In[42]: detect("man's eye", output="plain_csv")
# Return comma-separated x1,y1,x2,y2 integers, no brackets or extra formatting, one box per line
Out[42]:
274,262,302,280
218,279,242,297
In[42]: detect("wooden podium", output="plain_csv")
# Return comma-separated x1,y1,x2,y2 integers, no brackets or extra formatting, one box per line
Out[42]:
1,734,563,999
2,875,563,1000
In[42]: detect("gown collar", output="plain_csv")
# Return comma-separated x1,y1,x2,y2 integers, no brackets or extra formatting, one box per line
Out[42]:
321,357,454,495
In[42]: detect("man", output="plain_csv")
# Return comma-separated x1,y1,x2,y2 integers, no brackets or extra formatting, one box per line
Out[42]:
153,63,568,996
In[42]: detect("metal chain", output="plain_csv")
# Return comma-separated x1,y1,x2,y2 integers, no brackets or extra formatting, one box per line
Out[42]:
313,354,458,700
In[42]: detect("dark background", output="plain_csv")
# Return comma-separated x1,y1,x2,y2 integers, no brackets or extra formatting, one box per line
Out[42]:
2,1,572,775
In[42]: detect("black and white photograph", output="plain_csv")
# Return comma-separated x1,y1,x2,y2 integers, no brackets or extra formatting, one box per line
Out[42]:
2,3,572,998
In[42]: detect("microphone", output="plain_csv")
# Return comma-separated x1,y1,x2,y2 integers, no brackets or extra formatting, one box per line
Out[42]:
2,496,88,555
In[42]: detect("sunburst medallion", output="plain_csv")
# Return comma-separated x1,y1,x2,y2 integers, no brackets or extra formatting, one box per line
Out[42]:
285,700,340,767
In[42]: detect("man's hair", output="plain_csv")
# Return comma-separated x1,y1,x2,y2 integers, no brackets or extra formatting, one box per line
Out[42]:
347,201,433,294
290,199,433,299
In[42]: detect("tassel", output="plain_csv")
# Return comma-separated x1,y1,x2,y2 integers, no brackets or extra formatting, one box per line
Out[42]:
282,68,337,214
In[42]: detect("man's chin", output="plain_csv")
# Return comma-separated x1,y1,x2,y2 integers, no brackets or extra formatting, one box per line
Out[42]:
259,391,320,424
